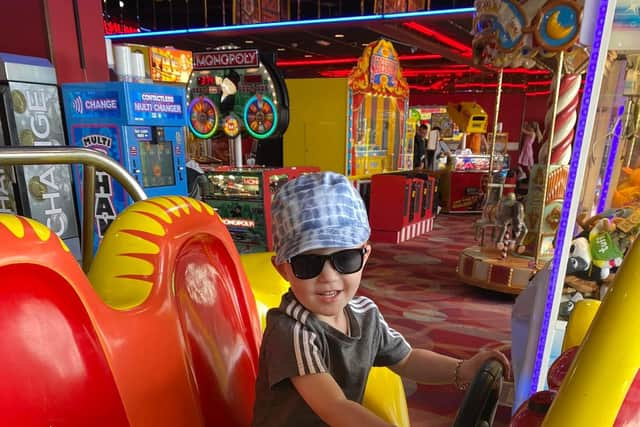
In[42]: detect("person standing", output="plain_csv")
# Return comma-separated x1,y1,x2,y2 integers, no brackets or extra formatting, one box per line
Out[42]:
431,127,451,171
413,124,428,169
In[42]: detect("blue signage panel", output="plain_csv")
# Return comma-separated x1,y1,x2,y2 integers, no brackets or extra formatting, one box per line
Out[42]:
62,84,125,123
70,124,127,253
128,89,185,122
123,83,187,127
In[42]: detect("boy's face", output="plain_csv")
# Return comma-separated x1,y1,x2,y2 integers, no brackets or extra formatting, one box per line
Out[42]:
274,244,372,321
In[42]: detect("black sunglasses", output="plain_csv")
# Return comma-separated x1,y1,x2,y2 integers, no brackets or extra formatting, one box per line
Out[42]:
288,247,368,280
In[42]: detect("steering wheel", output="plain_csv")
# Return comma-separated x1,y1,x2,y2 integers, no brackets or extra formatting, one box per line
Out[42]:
453,358,504,427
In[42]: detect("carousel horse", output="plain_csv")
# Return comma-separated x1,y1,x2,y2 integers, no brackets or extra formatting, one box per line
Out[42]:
494,193,528,254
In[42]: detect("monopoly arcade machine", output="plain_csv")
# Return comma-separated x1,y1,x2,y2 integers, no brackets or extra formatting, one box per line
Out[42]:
61,82,188,251
187,47,298,253
186,48,289,165
0,53,81,257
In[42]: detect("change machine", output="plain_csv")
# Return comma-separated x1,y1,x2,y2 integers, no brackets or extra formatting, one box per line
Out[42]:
0,53,81,257
61,82,188,251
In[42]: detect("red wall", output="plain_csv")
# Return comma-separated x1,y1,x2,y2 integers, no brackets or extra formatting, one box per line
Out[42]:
0,0,108,83
1,2,50,59
410,91,548,144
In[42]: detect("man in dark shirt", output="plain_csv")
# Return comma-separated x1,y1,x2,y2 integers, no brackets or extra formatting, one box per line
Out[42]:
413,124,428,169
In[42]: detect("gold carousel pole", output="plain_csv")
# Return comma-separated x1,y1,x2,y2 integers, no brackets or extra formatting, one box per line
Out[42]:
487,67,504,184
535,50,565,266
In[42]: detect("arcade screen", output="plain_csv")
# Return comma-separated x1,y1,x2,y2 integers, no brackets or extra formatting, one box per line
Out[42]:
139,141,176,188
205,173,261,198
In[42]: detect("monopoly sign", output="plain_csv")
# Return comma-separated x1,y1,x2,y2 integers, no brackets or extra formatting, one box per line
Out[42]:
193,49,260,70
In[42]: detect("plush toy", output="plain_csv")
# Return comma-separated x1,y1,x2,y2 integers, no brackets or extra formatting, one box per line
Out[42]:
588,218,624,280
566,237,591,275
612,167,640,208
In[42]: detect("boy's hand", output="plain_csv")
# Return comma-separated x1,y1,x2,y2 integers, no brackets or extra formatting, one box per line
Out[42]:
459,350,511,386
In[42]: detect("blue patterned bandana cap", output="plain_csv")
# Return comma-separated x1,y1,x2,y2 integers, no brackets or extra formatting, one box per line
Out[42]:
272,172,371,264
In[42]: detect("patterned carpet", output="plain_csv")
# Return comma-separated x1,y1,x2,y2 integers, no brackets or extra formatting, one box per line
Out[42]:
360,214,515,426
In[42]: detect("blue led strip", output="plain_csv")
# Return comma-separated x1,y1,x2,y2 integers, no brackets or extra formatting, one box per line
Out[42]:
529,0,610,395
106,8,474,40
346,91,353,176
598,104,625,213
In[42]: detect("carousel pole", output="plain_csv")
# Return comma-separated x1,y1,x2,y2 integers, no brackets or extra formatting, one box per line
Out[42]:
534,50,565,266
625,97,640,167
487,67,504,184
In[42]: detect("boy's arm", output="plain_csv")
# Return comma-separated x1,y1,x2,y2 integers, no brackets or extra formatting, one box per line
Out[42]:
291,373,394,427
390,348,510,386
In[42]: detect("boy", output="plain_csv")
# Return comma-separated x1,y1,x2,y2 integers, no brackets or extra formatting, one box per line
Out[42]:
252,172,508,427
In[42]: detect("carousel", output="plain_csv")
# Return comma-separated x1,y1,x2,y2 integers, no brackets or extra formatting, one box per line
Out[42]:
457,0,589,294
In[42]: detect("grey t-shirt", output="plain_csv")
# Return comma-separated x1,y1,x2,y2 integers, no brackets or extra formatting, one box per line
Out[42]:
252,290,411,427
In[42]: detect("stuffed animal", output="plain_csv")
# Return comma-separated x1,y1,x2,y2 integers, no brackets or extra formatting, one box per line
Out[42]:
612,167,640,208
566,237,591,275
588,218,624,280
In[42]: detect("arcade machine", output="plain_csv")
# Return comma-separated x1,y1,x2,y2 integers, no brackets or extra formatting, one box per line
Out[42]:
438,102,509,213
368,110,436,244
283,39,412,205
186,47,289,166
61,82,188,252
346,38,412,196
186,48,297,253
199,165,318,254
0,53,81,258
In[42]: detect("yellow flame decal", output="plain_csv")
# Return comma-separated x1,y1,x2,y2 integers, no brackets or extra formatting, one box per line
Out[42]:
0,215,25,239
0,214,68,253
89,196,217,310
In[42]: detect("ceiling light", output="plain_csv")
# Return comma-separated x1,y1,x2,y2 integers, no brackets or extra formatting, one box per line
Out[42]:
316,40,331,46
304,54,313,58
277,47,286,51
334,34,345,38
244,40,254,44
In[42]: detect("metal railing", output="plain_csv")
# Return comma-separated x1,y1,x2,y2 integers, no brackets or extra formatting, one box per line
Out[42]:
0,146,147,272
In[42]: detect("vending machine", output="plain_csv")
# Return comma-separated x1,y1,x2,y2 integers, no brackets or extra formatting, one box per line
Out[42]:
61,82,188,252
0,53,81,257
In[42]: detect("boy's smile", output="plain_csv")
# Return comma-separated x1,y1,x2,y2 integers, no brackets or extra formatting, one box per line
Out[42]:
275,244,371,329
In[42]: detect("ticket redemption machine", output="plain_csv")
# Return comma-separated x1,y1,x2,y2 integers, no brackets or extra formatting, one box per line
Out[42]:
284,39,411,209
186,48,289,166
0,53,81,257
346,39,412,197
61,82,188,252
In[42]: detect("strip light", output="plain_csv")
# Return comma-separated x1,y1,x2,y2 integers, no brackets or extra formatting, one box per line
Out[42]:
529,0,612,395
597,104,625,213
402,21,472,54
105,8,474,40
277,53,441,67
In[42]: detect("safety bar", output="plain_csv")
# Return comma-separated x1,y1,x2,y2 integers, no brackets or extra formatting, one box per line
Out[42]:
0,146,147,272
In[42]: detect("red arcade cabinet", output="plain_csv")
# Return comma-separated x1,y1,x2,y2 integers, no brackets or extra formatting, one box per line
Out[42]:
369,173,435,244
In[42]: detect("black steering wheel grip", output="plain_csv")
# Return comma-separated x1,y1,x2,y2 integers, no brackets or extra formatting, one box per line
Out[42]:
453,358,504,427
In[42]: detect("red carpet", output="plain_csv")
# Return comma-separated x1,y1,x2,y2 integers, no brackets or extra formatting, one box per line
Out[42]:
361,214,514,426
